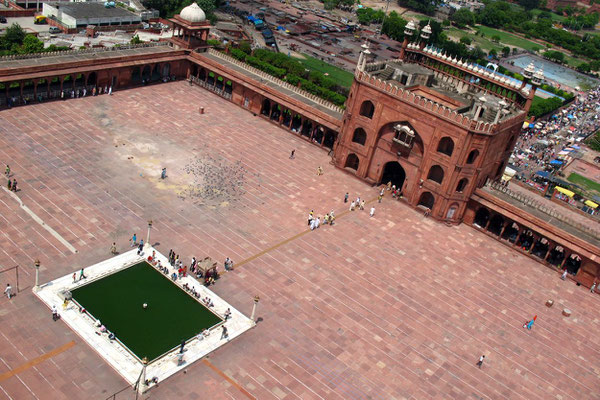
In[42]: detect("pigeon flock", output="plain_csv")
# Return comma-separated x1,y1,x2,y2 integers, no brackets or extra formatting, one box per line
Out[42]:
180,150,249,207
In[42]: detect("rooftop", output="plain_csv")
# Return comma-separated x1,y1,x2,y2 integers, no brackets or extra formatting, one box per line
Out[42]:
0,44,177,78
480,183,600,248
45,2,139,19
366,59,520,124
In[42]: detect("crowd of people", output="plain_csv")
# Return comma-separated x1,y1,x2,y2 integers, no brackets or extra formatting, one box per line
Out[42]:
511,86,600,182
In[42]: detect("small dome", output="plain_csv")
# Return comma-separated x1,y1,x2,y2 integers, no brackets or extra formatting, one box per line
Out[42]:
180,2,206,23
422,22,432,35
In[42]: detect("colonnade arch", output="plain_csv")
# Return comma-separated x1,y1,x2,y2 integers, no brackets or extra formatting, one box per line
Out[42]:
1,61,179,108
471,205,593,280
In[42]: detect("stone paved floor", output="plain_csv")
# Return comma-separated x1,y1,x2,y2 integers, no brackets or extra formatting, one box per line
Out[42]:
0,82,599,400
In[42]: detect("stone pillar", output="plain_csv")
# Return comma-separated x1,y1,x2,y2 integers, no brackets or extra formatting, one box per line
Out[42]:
560,253,570,270
514,229,523,246
499,222,509,239
33,81,37,99
483,212,492,230
19,81,24,99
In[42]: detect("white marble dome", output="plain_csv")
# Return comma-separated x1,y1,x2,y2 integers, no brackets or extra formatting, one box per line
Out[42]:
180,2,206,23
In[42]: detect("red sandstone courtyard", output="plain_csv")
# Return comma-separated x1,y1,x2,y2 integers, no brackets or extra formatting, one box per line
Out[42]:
0,81,599,400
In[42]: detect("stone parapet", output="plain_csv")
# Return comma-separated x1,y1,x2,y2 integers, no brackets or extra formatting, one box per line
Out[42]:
206,48,344,115
0,42,169,62
355,70,525,135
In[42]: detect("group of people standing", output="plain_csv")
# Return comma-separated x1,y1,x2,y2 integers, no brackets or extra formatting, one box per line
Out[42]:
307,210,335,230
5,164,17,192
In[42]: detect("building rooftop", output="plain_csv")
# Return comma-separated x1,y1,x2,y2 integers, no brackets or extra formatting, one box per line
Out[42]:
367,59,520,124
0,44,177,78
480,184,600,248
45,2,139,19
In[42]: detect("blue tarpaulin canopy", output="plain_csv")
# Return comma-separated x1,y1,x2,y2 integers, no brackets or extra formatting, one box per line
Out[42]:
529,123,535,128
535,170,550,178
550,159,564,166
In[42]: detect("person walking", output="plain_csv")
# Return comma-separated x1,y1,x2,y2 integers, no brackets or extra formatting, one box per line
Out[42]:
289,149,295,159
378,194,382,203
110,242,117,255
524,315,537,330
7,179,11,191
72,272,77,283
224,257,234,271
11,179,17,192
360,200,365,210
4,164,9,177
476,355,485,368
221,325,228,340
161,168,167,179
52,305,59,321
370,207,375,217
130,233,137,247
591,281,597,293
137,240,144,255
4,283,12,299
350,201,355,211
561,268,568,280
344,192,349,203
316,166,323,176
79,268,86,281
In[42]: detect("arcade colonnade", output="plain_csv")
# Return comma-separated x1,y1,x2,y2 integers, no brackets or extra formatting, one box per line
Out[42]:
467,201,600,287
188,63,338,151
0,61,179,106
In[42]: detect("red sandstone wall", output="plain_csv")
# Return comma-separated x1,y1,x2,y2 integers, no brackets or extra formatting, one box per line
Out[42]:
335,76,523,222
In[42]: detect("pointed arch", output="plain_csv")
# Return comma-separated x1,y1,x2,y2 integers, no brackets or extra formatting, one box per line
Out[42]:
352,128,367,145
427,165,444,184
344,153,360,170
359,100,375,119
437,137,454,156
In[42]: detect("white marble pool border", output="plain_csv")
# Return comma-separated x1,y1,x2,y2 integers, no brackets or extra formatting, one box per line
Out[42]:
34,247,254,389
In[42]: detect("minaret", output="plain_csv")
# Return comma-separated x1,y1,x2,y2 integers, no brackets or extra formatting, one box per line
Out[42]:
525,68,543,111
356,40,371,72
520,62,535,90
356,40,369,73
419,21,432,50
399,20,416,61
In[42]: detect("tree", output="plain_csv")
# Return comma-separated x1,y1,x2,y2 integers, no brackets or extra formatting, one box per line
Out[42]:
489,48,498,58
491,35,501,43
452,8,475,28
502,46,510,57
0,23,25,50
460,36,472,45
518,0,540,10
18,35,43,54
130,35,143,44
397,0,442,16
543,50,564,62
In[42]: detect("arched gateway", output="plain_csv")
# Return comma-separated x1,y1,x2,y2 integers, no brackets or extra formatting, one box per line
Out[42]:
380,161,406,189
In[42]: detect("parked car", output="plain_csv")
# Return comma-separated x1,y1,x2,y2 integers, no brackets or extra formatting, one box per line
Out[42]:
49,26,61,34
0,17,7,24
